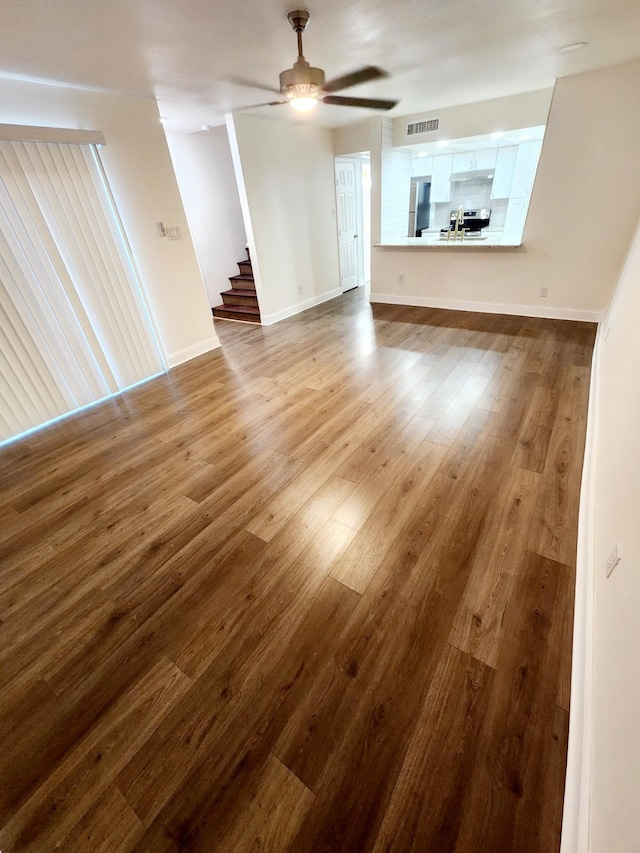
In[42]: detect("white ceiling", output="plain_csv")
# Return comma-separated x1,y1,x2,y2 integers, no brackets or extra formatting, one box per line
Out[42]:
2,0,640,133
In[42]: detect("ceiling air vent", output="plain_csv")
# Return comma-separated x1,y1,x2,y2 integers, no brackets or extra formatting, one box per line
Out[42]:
407,118,439,135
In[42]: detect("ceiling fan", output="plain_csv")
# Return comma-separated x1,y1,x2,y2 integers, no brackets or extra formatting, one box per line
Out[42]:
236,9,398,114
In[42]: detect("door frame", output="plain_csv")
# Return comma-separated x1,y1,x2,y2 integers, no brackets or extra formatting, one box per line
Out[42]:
334,155,365,291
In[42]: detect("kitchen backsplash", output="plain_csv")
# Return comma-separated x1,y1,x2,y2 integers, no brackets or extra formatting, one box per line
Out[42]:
431,178,508,230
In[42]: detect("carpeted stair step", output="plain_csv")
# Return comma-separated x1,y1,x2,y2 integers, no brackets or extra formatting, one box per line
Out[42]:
221,288,259,308
212,304,261,323
229,274,256,291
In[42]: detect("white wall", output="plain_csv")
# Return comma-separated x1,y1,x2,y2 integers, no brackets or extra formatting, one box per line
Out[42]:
371,60,640,322
585,214,640,853
0,77,218,366
381,118,412,243
229,113,341,324
165,127,246,308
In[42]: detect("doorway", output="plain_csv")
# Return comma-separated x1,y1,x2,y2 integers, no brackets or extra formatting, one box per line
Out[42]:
334,154,370,294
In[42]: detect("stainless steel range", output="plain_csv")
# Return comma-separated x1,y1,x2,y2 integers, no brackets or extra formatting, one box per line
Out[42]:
440,208,491,239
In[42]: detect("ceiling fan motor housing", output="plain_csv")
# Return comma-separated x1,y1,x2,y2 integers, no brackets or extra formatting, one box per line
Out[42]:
279,62,325,97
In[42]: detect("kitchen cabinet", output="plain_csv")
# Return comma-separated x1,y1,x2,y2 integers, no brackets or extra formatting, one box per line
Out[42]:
501,140,543,242
411,156,433,177
502,198,528,242
452,152,472,173
452,148,497,173
509,140,542,199
474,148,498,170
430,154,453,203
490,145,518,199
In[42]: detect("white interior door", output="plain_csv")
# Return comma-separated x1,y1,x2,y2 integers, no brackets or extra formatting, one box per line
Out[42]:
335,159,358,293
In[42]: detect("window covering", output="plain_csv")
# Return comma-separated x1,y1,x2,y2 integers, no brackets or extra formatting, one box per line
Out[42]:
0,140,165,443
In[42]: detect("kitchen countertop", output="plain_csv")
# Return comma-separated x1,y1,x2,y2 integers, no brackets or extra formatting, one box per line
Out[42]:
374,231,522,249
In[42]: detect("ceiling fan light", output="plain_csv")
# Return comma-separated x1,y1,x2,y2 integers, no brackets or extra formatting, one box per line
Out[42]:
289,96,318,112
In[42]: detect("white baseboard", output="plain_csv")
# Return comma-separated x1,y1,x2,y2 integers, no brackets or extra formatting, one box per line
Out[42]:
166,335,220,368
560,325,601,853
370,292,602,323
261,288,342,326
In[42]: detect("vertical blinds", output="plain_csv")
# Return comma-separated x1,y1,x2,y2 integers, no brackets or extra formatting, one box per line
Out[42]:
0,140,165,443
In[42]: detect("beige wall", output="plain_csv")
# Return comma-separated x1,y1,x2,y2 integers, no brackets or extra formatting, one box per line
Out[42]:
393,88,553,146
229,114,340,323
587,214,640,852
333,118,378,156
0,78,218,366
166,127,246,308
333,116,383,253
371,60,640,321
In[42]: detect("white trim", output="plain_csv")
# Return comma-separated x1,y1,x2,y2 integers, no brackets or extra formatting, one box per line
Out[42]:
261,288,342,326
335,155,364,292
0,124,105,146
369,292,602,323
166,336,220,368
560,325,601,853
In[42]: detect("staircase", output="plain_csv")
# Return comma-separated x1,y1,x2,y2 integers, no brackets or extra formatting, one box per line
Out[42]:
212,249,261,323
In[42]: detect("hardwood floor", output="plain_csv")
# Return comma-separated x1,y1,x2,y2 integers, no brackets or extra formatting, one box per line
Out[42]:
0,289,595,852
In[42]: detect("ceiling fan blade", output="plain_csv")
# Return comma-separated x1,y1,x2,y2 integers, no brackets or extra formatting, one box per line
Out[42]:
228,76,282,95
323,66,388,93
322,95,398,111
232,100,287,111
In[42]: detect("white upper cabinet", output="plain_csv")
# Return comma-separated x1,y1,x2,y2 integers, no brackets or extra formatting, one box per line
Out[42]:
490,146,518,199
452,152,473,172
431,154,453,202
509,140,543,199
474,148,498,170
452,148,497,172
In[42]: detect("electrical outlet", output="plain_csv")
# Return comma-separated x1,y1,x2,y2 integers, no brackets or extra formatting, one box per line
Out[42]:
156,221,166,238
539,286,549,297
606,543,621,578
398,273,404,284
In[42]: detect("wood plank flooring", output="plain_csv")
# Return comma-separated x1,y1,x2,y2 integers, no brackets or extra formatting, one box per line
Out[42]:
0,289,596,852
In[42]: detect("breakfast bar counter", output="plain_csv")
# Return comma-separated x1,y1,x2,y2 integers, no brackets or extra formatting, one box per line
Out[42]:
375,232,522,250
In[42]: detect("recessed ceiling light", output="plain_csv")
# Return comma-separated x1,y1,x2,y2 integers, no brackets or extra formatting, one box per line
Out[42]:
561,42,587,53
491,132,504,140
437,139,450,148
201,124,211,131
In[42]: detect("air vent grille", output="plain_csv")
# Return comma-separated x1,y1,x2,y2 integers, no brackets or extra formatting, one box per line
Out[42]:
407,118,439,135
